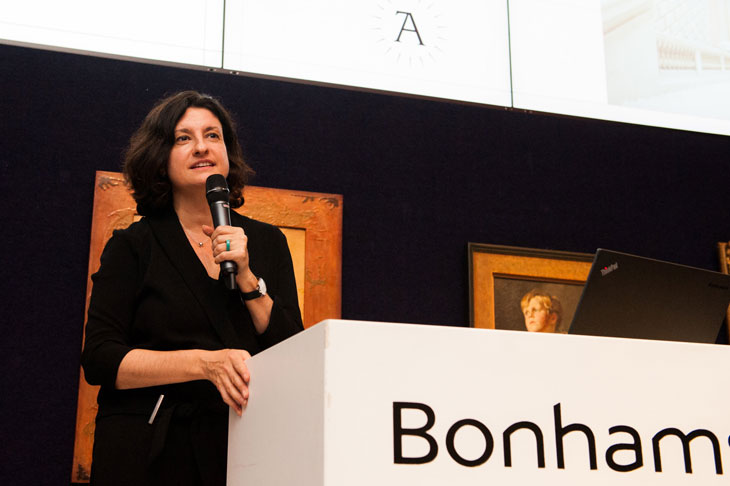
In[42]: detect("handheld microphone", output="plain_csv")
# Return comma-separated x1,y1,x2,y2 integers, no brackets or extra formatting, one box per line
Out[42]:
205,174,238,290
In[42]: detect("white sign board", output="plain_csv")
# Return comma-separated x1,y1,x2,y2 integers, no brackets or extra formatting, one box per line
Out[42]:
228,319,730,485
4,0,730,134
1,0,224,66
222,0,513,106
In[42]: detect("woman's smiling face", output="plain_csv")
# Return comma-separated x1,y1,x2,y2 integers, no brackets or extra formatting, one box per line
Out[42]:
167,107,229,197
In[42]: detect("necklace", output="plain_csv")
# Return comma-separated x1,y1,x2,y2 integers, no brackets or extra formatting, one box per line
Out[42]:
182,226,206,248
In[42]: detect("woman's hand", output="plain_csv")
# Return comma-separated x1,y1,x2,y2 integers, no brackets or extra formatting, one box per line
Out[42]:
203,224,250,276
201,348,251,416
203,224,261,292
116,348,252,416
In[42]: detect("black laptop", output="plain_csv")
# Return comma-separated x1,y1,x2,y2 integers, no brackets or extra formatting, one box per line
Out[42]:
569,249,730,343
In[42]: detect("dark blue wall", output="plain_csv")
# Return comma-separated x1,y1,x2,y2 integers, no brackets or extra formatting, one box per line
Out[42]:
2,43,729,484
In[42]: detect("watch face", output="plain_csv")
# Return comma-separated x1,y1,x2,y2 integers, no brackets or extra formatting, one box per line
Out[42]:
258,278,267,296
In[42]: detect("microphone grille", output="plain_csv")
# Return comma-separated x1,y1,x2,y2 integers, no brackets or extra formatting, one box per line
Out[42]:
205,174,229,203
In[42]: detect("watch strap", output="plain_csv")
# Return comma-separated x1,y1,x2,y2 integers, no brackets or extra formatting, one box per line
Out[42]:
241,278,266,301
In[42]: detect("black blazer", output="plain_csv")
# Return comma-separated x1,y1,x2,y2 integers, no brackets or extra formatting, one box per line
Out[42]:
81,207,303,485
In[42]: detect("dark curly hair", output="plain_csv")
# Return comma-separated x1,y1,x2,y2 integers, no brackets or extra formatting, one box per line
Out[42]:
123,90,255,216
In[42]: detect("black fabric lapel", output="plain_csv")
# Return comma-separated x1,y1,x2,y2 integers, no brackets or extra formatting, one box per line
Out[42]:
146,209,241,348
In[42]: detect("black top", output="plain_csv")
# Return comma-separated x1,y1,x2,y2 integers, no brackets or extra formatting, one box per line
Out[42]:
81,207,303,485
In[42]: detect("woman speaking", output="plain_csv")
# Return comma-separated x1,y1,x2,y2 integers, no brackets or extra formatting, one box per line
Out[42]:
81,91,303,485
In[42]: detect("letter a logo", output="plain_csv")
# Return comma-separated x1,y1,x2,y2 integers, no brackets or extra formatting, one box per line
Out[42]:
395,11,424,45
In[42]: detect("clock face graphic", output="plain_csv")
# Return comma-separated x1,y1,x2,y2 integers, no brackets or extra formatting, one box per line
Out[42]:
370,1,447,68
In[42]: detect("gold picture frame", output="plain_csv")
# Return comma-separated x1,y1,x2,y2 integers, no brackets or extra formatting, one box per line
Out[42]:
469,243,593,332
716,241,730,344
717,241,730,275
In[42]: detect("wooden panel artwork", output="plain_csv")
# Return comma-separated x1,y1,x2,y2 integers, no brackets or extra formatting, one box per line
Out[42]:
716,241,730,344
71,171,342,483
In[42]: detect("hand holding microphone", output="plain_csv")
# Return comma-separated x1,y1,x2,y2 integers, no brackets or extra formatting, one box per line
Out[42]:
205,174,239,290
204,174,273,332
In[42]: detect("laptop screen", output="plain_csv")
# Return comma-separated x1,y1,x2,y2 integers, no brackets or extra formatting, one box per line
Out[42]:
569,249,730,343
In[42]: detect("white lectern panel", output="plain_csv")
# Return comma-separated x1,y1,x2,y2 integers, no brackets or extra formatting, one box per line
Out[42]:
229,319,730,485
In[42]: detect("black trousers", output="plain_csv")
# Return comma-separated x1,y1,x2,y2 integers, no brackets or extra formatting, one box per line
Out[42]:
90,407,228,486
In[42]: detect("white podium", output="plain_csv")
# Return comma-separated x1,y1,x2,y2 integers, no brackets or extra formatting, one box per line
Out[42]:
228,320,730,485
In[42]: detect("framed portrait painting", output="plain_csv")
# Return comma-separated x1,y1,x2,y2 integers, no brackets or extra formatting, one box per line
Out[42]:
469,243,594,333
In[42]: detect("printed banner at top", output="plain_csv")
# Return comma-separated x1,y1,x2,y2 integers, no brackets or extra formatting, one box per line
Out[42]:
0,0,225,67
222,0,513,106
